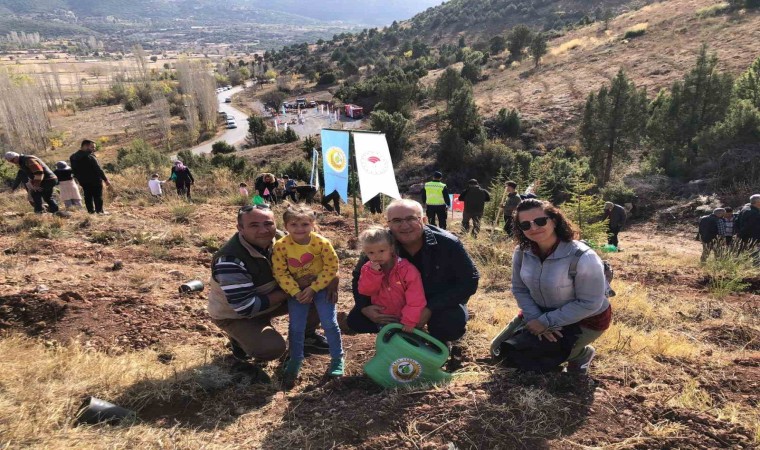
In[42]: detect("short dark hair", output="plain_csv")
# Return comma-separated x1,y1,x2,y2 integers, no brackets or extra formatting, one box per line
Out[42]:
237,204,272,226
513,199,577,250
81,139,95,148
506,181,517,189
724,207,733,213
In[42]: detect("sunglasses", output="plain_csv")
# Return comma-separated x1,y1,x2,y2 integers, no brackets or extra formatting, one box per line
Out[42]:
518,216,550,231
238,204,271,214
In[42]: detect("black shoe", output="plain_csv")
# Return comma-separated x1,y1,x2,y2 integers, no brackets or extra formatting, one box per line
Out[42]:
303,331,330,354
228,339,250,361
231,360,272,384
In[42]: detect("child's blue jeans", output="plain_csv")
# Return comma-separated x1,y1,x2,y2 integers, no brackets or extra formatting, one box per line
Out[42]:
288,289,343,360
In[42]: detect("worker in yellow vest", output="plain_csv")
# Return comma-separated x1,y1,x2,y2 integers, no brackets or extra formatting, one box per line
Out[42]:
421,171,451,230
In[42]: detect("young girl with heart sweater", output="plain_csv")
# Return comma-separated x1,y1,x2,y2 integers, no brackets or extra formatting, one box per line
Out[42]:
272,205,343,387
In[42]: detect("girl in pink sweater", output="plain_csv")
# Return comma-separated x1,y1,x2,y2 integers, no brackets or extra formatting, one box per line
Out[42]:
357,227,427,333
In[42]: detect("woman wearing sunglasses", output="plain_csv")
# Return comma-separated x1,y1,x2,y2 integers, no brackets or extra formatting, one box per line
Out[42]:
492,198,612,374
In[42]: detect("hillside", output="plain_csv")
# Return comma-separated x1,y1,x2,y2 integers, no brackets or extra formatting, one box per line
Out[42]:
467,0,760,144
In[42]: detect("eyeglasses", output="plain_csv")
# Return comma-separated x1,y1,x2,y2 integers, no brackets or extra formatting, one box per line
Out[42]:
238,204,271,214
388,216,422,226
518,217,550,231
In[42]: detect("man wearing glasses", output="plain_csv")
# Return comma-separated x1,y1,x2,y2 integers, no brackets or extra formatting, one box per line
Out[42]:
347,199,480,348
206,204,336,377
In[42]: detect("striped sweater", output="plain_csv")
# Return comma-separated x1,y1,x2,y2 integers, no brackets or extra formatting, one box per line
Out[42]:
209,237,277,319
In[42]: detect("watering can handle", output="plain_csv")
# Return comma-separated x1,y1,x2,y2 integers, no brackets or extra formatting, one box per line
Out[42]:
376,323,450,356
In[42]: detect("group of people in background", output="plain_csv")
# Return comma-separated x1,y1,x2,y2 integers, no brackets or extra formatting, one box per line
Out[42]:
421,170,626,249
4,139,111,215
698,195,760,263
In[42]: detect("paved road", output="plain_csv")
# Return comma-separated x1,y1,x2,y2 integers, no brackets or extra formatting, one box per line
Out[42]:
190,85,250,155
189,85,364,155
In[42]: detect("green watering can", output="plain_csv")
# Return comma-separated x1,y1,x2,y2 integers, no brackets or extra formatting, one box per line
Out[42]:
364,324,453,388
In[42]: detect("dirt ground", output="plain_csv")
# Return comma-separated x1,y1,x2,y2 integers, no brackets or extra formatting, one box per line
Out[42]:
0,190,758,449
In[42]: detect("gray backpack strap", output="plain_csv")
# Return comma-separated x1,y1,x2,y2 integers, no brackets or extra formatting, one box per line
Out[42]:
568,248,588,279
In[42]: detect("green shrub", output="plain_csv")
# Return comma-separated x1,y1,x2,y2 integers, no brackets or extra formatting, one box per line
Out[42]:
704,251,758,299
696,2,730,18
623,24,648,39
600,181,637,206
170,203,197,224
211,141,236,154
318,72,337,85
111,140,169,173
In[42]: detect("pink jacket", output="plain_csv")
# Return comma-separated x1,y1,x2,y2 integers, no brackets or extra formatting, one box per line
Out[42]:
358,258,427,328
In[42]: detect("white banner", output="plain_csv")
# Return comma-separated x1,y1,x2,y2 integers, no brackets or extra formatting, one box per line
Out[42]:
353,133,401,203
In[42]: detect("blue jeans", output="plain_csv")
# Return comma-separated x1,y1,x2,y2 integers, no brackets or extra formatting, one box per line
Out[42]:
288,290,343,360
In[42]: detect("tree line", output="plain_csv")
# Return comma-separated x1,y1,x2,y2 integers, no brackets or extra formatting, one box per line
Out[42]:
580,46,760,187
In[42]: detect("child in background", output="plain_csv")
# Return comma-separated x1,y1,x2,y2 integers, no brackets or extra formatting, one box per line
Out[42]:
148,173,164,197
357,227,427,333
272,205,343,387
54,161,82,208
239,182,249,197
283,175,297,202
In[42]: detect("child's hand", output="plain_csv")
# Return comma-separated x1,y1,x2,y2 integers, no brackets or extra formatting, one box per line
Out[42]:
295,287,315,304
402,325,415,334
369,261,382,271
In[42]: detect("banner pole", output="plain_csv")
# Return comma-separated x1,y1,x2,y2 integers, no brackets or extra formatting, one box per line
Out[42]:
349,132,359,237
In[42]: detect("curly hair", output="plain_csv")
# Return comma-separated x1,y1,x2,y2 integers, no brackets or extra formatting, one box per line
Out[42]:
512,199,577,250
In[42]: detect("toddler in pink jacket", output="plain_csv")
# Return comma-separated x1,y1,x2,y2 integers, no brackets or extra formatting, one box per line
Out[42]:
357,227,427,333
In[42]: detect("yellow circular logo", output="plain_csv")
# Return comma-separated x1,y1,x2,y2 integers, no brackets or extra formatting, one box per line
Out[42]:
390,357,422,383
326,146,347,172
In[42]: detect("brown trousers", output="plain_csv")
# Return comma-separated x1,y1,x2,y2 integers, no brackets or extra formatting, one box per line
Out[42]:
212,302,319,361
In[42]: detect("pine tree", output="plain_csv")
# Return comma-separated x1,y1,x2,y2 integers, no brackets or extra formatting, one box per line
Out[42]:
646,45,733,173
579,69,648,186
246,116,267,148
530,34,547,68
734,56,760,109
563,175,609,246
446,86,483,143
507,25,532,61
434,67,469,102
370,110,414,161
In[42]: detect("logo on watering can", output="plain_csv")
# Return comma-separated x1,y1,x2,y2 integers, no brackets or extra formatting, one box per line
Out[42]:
389,358,422,382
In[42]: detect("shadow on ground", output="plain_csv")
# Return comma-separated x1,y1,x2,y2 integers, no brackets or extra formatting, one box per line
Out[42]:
111,355,276,430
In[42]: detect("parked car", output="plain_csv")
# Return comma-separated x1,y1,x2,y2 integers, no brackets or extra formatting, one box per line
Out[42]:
224,97,232,103
226,119,237,129
308,100,317,107
296,98,307,108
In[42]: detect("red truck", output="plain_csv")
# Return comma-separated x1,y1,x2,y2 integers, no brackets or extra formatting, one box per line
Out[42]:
344,104,364,119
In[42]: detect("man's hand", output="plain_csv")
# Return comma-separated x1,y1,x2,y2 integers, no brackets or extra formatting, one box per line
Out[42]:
525,319,548,336
361,305,400,325
326,277,339,304
295,287,315,304
296,274,317,290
